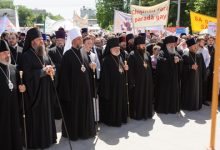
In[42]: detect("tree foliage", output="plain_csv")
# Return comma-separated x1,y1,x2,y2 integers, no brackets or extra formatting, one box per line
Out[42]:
0,0,14,9
17,6,35,26
96,0,125,29
0,1,64,27
187,0,217,17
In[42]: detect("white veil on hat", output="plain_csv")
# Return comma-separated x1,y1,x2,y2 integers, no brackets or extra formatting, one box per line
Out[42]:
63,26,81,54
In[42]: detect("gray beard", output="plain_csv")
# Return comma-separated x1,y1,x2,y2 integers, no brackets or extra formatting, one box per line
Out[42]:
57,45,64,49
34,45,46,56
167,47,175,54
0,58,11,66
111,50,120,56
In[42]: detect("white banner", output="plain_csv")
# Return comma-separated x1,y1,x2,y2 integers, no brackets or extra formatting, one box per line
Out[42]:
113,10,133,33
208,22,217,36
130,0,170,28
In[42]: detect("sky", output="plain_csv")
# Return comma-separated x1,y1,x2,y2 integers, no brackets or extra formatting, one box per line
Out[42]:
13,0,96,19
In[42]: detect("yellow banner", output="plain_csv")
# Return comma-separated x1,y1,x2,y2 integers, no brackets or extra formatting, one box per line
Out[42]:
190,11,217,33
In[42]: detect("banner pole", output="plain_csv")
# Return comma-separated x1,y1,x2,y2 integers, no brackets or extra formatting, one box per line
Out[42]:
208,0,220,149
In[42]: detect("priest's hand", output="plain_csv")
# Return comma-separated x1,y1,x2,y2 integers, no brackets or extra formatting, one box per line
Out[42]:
44,65,55,76
123,64,129,71
124,60,129,71
89,62,97,72
174,56,180,64
192,64,198,70
19,84,26,93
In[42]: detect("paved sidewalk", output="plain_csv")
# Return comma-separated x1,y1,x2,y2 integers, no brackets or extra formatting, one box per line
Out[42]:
45,105,220,150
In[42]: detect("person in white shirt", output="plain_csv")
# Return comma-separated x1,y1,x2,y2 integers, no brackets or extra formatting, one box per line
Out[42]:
197,36,211,105
197,36,210,68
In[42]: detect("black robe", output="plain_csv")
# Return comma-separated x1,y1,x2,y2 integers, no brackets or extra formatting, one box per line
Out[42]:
126,44,134,53
146,43,154,56
181,51,206,110
99,54,127,127
21,48,57,149
155,49,182,114
48,46,64,119
48,46,63,80
0,64,22,150
120,49,129,62
18,40,25,48
128,50,154,120
207,45,215,101
58,48,95,140
9,45,23,70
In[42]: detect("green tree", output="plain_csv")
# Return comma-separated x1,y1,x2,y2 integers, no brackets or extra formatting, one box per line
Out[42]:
96,0,125,29
187,0,217,17
0,0,14,9
47,13,63,21
0,1,64,27
17,5,35,26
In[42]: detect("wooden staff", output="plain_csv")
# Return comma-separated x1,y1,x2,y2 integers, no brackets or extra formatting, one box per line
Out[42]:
92,65,100,135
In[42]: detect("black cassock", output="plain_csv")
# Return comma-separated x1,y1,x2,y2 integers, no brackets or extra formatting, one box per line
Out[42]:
48,46,63,119
155,49,182,114
120,49,129,62
99,54,127,127
128,50,154,120
9,45,23,70
48,46,63,81
181,51,206,110
0,64,22,150
21,48,57,149
207,45,215,101
58,48,95,140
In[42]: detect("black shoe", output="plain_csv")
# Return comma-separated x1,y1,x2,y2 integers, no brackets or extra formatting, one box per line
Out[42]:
203,101,210,106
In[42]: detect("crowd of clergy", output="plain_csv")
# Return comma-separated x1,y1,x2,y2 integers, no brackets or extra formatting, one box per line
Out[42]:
0,26,217,149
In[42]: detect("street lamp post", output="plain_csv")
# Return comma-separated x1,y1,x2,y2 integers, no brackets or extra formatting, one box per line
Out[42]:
176,0,181,26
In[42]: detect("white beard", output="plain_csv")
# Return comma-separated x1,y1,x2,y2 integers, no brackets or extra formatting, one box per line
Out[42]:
0,58,11,66
111,51,120,56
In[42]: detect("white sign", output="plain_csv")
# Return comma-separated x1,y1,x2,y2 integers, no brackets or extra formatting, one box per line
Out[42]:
208,22,217,36
130,0,170,28
113,10,133,33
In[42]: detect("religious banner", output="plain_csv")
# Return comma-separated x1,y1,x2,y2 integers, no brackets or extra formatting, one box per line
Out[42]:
113,10,133,33
208,22,217,36
190,11,217,33
130,0,170,28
